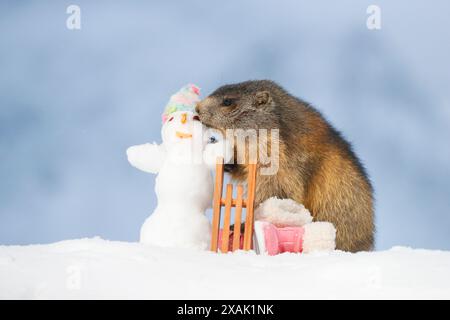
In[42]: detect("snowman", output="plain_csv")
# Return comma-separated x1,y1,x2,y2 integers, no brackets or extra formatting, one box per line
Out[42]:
127,84,230,250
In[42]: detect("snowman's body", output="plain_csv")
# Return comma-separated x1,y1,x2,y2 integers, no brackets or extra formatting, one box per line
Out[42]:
127,107,228,250
140,140,213,249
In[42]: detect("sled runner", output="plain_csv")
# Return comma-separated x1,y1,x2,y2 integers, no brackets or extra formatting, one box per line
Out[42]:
210,157,257,253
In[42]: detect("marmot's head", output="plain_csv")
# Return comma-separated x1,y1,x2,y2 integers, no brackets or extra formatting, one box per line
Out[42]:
196,80,282,131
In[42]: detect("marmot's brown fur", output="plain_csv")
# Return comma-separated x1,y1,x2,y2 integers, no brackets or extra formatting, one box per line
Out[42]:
196,80,374,252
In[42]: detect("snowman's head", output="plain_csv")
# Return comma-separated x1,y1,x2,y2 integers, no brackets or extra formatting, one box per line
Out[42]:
161,110,205,146
160,84,208,156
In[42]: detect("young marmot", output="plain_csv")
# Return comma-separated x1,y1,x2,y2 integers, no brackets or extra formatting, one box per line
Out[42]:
196,80,374,252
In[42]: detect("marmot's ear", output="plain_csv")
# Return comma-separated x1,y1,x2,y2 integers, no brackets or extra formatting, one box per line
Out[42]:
255,91,272,106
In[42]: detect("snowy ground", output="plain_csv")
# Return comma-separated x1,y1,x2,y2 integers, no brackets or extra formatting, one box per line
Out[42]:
1,238,449,299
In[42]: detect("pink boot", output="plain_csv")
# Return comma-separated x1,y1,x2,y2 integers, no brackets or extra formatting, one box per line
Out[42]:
254,221,335,255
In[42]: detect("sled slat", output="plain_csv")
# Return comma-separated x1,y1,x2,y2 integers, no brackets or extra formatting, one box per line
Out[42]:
220,184,233,253
210,157,224,252
220,199,247,208
232,185,244,251
243,163,257,250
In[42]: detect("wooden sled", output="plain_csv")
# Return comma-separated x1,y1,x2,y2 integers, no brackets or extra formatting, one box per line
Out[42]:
210,157,257,253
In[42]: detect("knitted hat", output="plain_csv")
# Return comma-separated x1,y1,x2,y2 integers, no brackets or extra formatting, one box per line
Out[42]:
162,84,201,123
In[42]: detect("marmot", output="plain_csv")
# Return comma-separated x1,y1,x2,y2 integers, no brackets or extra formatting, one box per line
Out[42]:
196,80,374,252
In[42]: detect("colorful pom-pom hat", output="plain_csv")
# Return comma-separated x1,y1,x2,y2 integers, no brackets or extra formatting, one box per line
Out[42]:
162,84,201,124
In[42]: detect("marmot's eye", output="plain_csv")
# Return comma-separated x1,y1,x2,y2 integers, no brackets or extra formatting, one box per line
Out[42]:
222,98,234,107
169,117,174,122
193,115,200,121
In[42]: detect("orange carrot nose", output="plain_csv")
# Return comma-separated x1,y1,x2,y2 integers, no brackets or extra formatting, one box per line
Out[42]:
181,113,187,124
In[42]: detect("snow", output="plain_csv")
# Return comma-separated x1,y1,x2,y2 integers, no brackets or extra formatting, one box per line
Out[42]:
1,238,449,299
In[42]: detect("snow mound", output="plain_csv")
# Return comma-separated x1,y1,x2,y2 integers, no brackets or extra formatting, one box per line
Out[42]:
1,238,449,299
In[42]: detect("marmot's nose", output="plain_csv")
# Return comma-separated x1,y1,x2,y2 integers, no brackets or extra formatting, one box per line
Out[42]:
194,102,201,114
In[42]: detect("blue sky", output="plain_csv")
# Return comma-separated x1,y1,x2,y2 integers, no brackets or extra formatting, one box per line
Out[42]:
0,1,449,249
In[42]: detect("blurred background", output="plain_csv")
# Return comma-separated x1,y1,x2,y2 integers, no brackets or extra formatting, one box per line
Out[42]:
0,0,449,250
